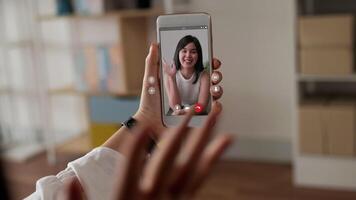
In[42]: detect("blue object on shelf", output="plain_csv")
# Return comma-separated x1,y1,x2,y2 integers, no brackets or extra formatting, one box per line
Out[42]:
73,0,89,15
89,96,140,123
56,0,74,15
97,46,111,91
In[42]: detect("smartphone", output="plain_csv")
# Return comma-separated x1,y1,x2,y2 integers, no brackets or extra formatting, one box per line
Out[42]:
157,13,213,127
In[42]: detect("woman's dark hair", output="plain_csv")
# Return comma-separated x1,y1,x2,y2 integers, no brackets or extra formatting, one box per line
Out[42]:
173,35,204,84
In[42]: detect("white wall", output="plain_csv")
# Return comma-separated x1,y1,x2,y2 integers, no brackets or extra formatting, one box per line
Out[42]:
186,0,297,161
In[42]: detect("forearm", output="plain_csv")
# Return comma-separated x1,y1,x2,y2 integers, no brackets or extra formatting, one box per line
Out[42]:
166,76,182,109
102,126,134,157
197,72,210,109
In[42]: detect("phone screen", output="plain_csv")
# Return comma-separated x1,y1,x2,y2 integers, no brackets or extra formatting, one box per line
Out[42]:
159,25,211,116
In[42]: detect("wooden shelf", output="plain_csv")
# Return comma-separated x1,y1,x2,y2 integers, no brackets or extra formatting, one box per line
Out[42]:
35,7,155,163
41,42,121,50
48,86,140,97
37,8,164,21
299,74,356,82
0,87,37,95
1,40,33,48
48,86,83,95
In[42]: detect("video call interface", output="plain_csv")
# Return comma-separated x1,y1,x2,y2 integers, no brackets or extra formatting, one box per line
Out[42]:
159,26,211,116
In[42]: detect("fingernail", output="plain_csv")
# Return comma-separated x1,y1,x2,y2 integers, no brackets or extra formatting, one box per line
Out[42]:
215,101,222,113
212,73,220,82
174,104,181,111
213,85,220,93
184,106,191,112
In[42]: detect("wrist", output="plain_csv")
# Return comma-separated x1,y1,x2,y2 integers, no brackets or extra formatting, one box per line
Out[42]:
167,75,176,82
102,126,133,156
133,111,166,137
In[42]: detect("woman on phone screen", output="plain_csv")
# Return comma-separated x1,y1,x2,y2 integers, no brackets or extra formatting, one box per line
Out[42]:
163,35,210,115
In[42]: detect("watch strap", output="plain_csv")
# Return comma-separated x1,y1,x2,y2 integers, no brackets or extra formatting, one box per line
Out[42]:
121,117,137,129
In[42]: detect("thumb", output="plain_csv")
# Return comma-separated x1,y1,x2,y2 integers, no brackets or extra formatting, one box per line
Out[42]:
144,43,159,83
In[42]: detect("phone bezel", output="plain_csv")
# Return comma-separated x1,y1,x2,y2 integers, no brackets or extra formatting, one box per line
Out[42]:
156,13,213,127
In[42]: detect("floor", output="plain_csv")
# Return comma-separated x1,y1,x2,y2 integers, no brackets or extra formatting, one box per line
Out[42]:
3,153,356,200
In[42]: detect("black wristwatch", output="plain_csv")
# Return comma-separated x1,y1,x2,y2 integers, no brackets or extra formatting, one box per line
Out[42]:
121,117,137,129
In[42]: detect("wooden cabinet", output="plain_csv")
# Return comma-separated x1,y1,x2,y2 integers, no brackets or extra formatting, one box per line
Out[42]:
295,0,356,190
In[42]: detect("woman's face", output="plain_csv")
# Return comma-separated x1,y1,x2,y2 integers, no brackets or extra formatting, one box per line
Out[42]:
179,42,198,70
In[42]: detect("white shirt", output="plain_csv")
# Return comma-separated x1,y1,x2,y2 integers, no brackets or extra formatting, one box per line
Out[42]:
25,147,125,200
175,70,201,106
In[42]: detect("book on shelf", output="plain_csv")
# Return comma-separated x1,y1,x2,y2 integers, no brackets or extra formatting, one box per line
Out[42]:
74,0,106,15
8,47,35,91
96,46,110,91
75,44,125,94
3,0,32,43
41,19,74,45
74,0,139,15
0,95,41,142
45,48,76,89
107,45,126,94
83,46,99,91
78,17,119,44
74,50,87,91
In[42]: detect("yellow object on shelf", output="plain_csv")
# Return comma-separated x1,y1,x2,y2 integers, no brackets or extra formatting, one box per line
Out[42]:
90,123,121,147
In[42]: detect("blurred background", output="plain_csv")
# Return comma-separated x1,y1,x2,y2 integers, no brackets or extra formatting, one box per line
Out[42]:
0,0,356,199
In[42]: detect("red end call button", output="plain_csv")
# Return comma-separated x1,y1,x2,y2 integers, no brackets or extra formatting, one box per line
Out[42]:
194,103,204,113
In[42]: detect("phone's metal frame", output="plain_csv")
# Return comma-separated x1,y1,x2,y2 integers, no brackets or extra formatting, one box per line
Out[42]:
156,13,213,127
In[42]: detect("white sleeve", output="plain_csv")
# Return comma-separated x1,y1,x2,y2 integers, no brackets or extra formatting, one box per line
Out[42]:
25,147,125,200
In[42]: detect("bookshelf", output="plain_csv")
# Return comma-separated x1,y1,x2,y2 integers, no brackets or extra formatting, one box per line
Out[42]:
0,1,163,163
0,0,46,162
39,8,163,97
294,0,356,190
36,7,162,162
